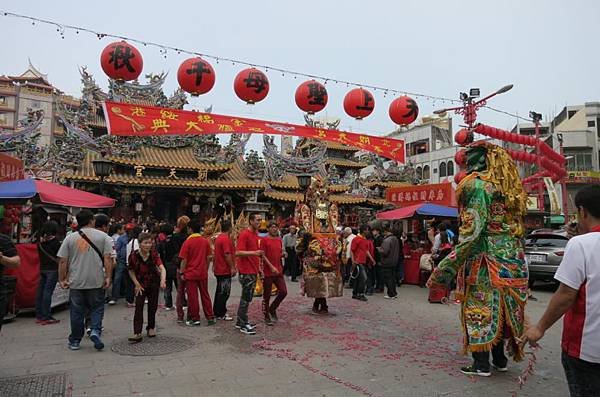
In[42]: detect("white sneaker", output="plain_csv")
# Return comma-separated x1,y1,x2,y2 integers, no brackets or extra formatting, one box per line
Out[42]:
492,363,508,372
108,300,116,305
384,295,398,299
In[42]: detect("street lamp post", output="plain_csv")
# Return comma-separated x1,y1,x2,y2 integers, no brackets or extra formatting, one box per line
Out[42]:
92,153,113,196
296,173,313,203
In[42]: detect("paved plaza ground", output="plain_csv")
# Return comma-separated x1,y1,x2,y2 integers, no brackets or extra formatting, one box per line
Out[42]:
0,281,568,397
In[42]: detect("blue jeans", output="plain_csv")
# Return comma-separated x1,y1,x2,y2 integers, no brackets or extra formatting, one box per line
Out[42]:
69,288,105,343
352,264,367,297
112,260,133,303
236,274,257,326
36,270,58,320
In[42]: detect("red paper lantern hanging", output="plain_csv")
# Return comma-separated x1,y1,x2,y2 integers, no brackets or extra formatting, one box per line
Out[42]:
455,129,472,146
343,88,375,119
454,170,468,184
455,149,467,166
234,68,269,104
100,41,143,81
389,95,419,125
177,57,216,96
295,80,328,114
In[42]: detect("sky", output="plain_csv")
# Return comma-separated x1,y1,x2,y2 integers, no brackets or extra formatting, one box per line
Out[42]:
2,0,599,151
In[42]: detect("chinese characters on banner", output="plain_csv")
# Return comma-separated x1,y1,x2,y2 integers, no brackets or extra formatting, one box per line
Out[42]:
102,101,406,163
0,153,24,182
386,182,453,206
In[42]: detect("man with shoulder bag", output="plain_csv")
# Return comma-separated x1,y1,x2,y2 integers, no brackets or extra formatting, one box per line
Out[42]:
58,210,113,351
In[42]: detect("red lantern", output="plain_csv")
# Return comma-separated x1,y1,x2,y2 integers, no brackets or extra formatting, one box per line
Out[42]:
343,88,375,119
295,80,328,114
455,149,467,166
389,96,419,125
455,129,472,146
100,41,143,81
177,57,215,96
234,68,269,104
454,170,468,184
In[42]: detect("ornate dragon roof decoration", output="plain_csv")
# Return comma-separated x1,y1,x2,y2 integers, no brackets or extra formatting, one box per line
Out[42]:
262,134,327,184
0,109,48,176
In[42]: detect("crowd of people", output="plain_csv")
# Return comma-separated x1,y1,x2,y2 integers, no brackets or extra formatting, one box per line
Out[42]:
0,185,598,396
27,208,428,345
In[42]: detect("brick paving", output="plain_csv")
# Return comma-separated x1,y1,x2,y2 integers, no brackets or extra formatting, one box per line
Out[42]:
0,281,568,396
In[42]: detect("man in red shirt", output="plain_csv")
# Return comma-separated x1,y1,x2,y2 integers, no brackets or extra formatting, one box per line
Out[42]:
213,220,236,321
179,219,214,326
351,224,374,302
235,213,271,335
260,222,288,326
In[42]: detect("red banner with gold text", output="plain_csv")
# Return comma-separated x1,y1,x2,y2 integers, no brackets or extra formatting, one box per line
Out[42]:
103,101,405,163
386,182,454,206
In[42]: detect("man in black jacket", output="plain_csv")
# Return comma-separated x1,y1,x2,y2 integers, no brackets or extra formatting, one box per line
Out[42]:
379,224,400,299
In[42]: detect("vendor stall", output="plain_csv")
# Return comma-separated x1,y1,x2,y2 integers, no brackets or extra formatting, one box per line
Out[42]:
377,203,458,285
0,178,115,314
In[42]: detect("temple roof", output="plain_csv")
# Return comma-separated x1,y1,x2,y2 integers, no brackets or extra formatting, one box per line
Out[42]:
326,141,360,152
325,158,367,169
269,174,349,192
65,150,260,190
262,190,388,206
105,146,232,171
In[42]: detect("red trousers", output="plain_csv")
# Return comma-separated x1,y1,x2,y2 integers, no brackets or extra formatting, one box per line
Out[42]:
262,275,288,315
186,279,214,321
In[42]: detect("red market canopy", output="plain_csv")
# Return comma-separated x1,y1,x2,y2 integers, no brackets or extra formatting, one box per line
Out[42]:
376,203,458,220
0,179,115,208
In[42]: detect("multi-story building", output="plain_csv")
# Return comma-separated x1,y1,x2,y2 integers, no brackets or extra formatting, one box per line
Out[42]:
0,61,78,148
386,115,459,185
512,102,600,215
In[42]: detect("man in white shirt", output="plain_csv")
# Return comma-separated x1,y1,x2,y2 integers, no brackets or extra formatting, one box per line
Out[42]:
524,185,600,396
343,227,356,287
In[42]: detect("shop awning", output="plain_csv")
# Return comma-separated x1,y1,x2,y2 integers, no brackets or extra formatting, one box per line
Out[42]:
0,179,115,208
376,203,458,220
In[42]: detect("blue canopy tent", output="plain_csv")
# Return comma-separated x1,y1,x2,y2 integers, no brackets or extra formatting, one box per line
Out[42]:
377,203,458,220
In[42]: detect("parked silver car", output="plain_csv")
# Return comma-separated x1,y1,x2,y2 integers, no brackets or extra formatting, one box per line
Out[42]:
525,229,569,286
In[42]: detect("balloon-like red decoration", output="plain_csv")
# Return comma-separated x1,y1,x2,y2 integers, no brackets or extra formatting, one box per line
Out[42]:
100,41,143,81
454,171,468,184
389,96,419,125
234,68,270,104
295,80,328,114
343,88,375,119
177,57,216,96
455,149,467,166
455,129,472,146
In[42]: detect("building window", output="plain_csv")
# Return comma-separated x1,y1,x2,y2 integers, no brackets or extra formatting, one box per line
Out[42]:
566,151,593,171
408,139,429,156
416,166,423,180
568,110,577,119
588,120,595,128
0,113,7,125
447,161,454,176
423,165,431,180
0,96,6,106
439,162,447,178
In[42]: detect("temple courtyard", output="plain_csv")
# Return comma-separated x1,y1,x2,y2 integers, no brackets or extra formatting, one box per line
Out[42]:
0,282,566,397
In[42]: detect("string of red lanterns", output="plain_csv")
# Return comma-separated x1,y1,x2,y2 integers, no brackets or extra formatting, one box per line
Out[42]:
100,41,419,125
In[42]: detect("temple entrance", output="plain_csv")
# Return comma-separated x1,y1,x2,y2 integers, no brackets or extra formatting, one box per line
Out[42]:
151,192,181,224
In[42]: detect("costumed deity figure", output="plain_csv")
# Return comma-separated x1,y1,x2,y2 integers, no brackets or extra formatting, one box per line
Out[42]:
427,142,529,376
296,176,343,313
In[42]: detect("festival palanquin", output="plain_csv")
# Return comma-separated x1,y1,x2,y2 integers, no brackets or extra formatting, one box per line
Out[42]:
297,176,344,299
427,141,529,361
